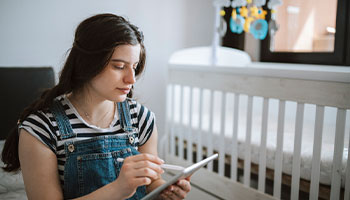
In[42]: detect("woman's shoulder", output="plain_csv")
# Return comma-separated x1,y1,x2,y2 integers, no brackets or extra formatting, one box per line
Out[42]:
24,95,66,123
20,95,71,139
125,98,154,116
24,108,54,125
19,106,58,154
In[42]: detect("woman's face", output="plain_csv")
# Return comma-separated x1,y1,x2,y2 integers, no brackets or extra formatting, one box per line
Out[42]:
87,44,141,102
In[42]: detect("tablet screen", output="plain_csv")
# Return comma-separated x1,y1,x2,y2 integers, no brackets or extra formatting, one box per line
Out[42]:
141,154,218,200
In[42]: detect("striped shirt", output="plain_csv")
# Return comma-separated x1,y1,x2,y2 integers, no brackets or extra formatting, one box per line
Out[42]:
19,95,155,186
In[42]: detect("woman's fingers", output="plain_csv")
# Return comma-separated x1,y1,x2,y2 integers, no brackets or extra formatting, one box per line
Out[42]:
115,154,166,198
176,179,191,192
134,177,152,186
161,179,190,199
133,167,161,180
170,185,187,199
159,179,191,200
132,160,164,174
121,154,164,181
118,153,165,192
168,193,180,200
158,192,168,200
162,189,178,200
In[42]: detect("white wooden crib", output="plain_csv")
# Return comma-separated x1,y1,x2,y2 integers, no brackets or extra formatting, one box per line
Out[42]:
160,47,350,200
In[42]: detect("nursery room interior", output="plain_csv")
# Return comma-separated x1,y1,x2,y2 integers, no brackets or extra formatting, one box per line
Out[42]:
0,0,350,199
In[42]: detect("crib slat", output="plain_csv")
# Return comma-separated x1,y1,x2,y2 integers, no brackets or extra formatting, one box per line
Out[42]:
164,85,171,158
197,89,203,163
231,93,239,182
345,127,350,200
207,90,214,171
291,103,304,200
273,100,285,198
309,105,325,200
178,85,184,159
186,87,193,163
258,98,269,192
244,96,253,186
219,92,226,176
170,84,176,156
330,109,347,200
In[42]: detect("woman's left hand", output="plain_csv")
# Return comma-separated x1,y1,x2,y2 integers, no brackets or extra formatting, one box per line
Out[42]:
158,177,191,200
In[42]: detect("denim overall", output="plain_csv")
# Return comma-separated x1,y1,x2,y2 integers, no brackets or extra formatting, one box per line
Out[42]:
50,99,146,199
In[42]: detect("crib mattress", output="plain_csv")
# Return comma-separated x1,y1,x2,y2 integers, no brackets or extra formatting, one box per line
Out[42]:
233,124,349,187
173,112,349,187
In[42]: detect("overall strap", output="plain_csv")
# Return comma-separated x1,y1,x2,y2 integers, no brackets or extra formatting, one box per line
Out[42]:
117,100,134,132
50,99,76,139
117,100,137,144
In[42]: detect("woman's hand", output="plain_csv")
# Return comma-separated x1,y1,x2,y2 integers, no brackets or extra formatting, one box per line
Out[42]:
157,177,191,200
113,153,165,199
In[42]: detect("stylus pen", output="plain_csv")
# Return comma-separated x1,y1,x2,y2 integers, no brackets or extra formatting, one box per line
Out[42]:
116,158,185,171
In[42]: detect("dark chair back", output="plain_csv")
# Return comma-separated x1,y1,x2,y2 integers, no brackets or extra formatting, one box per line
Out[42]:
0,67,55,140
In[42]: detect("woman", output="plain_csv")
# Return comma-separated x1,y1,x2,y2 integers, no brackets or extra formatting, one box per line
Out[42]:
1,13,191,200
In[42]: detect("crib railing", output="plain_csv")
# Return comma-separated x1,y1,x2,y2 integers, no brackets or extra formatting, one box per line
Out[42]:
161,64,350,200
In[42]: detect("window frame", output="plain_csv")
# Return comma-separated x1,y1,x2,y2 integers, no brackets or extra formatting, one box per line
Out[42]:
260,0,349,66
346,0,350,65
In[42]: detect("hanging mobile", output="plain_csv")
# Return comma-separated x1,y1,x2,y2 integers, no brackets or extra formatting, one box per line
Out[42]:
249,5,269,40
258,8,268,19
267,0,283,37
253,0,267,7
230,9,245,34
231,0,247,8
244,17,254,33
250,19,269,39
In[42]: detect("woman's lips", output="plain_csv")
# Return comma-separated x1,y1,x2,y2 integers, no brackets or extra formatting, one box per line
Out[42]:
117,88,130,94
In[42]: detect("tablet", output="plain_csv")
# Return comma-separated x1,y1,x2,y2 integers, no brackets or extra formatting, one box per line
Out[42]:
141,154,218,200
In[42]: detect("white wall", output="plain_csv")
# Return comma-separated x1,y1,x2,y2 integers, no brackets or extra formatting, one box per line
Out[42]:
0,0,215,142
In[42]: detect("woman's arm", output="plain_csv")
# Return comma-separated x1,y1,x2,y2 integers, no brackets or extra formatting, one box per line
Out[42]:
138,126,164,190
138,126,191,199
19,129,163,200
19,129,64,200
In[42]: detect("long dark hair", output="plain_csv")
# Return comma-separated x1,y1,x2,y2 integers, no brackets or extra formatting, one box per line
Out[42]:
1,13,146,172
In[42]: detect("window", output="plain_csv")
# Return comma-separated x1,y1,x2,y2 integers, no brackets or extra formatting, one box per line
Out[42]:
260,0,350,65
271,1,336,52
222,0,350,66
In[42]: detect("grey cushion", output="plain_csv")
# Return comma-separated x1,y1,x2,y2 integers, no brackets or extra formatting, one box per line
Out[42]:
0,67,55,140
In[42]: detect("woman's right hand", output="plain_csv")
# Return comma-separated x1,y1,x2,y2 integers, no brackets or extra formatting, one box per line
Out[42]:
113,153,165,199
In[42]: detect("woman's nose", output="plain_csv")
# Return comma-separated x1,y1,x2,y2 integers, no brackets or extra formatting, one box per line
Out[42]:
123,67,136,84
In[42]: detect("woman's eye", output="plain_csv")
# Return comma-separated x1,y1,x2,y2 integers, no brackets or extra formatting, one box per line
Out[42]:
114,65,124,69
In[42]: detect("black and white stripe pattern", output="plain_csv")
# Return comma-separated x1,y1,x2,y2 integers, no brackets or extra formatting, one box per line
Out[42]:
19,95,155,186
